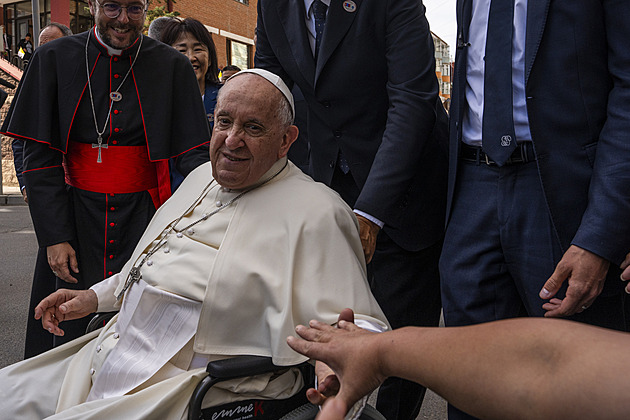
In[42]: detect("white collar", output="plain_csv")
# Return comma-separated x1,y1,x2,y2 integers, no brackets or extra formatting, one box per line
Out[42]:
93,26,123,56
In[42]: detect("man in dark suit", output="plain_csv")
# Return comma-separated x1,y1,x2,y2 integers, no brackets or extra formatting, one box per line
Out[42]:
255,0,447,418
442,1,630,417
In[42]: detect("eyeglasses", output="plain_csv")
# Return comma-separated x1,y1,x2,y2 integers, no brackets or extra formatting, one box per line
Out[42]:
97,1,147,20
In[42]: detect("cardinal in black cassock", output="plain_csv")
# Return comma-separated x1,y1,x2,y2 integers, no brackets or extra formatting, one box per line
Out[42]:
1,26,211,357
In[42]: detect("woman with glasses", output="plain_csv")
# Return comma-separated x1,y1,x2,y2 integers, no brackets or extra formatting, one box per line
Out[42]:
161,17,221,191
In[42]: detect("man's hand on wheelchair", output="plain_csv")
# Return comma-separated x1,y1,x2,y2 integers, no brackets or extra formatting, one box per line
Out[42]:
34,289,98,336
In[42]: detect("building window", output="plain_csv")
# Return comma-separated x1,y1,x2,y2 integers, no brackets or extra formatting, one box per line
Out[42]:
227,39,250,69
3,0,50,63
70,0,93,35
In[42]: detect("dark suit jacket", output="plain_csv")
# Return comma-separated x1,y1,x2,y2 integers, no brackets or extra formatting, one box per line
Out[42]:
256,0,447,251
449,0,630,266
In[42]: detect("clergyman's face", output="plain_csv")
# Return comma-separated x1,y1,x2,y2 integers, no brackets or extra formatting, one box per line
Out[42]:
210,74,297,190
89,0,146,49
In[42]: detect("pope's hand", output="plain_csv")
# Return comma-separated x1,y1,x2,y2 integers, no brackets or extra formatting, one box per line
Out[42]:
35,289,98,336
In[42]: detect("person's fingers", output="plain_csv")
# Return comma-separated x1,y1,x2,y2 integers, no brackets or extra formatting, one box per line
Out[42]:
357,215,378,264
540,264,569,300
309,318,337,331
69,253,79,274
41,308,64,336
58,296,82,316
48,245,79,283
543,293,592,318
34,291,61,320
621,253,630,271
316,397,348,420
56,263,78,284
336,320,362,332
287,332,322,359
318,374,341,397
337,308,354,324
306,387,327,406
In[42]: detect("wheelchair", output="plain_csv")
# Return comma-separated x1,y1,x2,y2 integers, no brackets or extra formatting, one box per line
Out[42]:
87,313,385,420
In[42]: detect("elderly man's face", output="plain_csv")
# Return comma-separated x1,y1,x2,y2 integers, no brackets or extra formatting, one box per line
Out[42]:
210,74,297,190
39,26,65,46
88,0,146,49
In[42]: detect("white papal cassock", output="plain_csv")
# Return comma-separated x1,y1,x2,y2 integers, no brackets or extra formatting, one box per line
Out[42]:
0,158,388,419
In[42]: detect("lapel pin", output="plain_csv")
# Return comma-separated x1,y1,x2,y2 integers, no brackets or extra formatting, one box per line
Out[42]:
343,1,357,13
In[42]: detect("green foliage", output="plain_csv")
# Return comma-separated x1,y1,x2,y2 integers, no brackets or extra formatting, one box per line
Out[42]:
144,0,180,33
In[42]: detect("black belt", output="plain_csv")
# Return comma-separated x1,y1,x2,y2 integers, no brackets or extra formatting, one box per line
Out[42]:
460,142,536,166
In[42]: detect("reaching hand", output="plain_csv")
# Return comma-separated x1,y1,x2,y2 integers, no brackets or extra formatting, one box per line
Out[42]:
287,310,386,418
316,398,349,420
620,252,630,294
356,215,380,264
47,242,80,283
539,245,609,317
304,309,356,406
34,289,98,336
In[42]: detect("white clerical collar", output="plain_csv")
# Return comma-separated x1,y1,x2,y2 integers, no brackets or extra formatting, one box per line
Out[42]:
93,26,123,56
93,26,141,58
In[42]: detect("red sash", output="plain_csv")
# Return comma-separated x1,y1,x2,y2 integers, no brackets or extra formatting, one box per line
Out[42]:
63,141,171,208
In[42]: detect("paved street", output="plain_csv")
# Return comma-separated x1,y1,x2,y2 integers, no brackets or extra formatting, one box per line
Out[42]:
0,205,36,369
0,202,446,419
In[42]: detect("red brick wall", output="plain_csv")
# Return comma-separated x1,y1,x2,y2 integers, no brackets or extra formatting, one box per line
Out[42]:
171,0,258,69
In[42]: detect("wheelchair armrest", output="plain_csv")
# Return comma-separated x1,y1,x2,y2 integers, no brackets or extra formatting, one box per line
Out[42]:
85,311,118,334
206,355,283,379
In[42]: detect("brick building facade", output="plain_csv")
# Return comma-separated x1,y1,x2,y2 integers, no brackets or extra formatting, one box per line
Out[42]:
175,0,257,70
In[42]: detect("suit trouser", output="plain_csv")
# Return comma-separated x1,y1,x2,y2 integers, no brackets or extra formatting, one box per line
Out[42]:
440,159,626,419
331,166,442,420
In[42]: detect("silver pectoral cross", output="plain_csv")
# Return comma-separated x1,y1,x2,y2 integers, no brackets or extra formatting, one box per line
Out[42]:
116,266,142,301
92,135,108,163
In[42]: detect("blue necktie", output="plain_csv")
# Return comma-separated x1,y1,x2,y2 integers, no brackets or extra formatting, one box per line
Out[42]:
482,0,517,166
313,0,328,61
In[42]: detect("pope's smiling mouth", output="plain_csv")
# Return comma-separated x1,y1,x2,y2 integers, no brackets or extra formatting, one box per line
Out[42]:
226,155,247,162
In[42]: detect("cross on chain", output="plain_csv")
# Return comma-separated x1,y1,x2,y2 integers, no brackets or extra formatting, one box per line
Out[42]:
92,135,108,163
116,266,142,301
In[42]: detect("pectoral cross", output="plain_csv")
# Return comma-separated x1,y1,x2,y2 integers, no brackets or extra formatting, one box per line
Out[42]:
116,266,142,301
92,135,108,163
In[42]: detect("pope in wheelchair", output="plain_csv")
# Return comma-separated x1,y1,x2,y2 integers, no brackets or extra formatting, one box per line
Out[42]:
0,69,388,419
